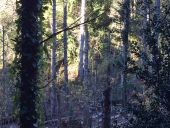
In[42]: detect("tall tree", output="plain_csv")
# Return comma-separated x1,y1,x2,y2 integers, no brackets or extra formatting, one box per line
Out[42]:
102,64,111,128
51,0,57,118
121,0,130,106
16,0,42,127
152,0,160,90
142,0,148,58
154,0,160,44
78,0,86,81
63,0,68,91
83,25,89,86
63,0,70,118
2,26,5,70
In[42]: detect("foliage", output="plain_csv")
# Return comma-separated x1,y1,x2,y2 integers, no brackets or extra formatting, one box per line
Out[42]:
128,2,170,127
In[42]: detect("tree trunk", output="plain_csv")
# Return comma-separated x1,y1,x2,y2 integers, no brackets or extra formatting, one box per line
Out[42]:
152,0,160,93
102,64,111,128
17,0,42,127
84,25,89,87
142,0,148,57
152,0,160,61
63,0,68,92
78,0,86,81
154,0,160,45
1,26,5,71
51,0,57,119
153,0,160,63
122,0,130,107
103,87,111,128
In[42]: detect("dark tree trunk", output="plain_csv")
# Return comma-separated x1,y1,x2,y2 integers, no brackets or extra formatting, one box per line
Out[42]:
2,26,5,70
84,25,89,87
142,0,148,57
121,0,130,107
17,0,42,127
103,87,111,128
63,0,68,92
103,64,111,128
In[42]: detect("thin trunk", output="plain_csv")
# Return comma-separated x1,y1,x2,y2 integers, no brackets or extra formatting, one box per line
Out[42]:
154,0,160,45
63,0,68,91
122,0,130,106
78,0,86,81
57,88,61,127
83,26,90,125
63,0,70,117
84,25,89,87
103,65,111,128
142,0,148,56
102,88,111,128
2,26,5,70
153,0,160,63
152,0,160,91
51,0,57,118
141,0,148,94
63,0,69,93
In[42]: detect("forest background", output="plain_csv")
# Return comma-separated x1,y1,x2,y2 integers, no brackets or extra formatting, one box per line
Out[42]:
0,0,170,127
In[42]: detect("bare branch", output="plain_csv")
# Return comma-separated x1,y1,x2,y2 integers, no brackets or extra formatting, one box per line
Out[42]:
40,13,103,44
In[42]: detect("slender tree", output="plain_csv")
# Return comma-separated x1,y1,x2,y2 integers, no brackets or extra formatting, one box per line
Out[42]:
63,0,68,91
63,0,70,118
1,25,5,71
16,0,42,127
103,88,111,128
121,0,130,106
84,25,89,86
154,0,160,44
152,0,160,89
51,0,57,118
78,0,86,81
142,0,148,58
102,65,111,128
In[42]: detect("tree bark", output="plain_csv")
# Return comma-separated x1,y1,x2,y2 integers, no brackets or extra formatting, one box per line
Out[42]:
122,0,130,107
18,0,42,127
2,26,5,70
152,0,160,94
51,0,57,119
142,0,148,56
63,0,68,92
154,0,160,45
103,87,111,128
78,0,86,81
102,64,111,128
84,25,89,87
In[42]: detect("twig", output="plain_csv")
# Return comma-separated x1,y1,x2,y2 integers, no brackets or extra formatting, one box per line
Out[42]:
38,78,54,89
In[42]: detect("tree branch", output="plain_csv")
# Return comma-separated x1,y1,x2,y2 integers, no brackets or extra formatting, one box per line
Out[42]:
40,13,103,44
